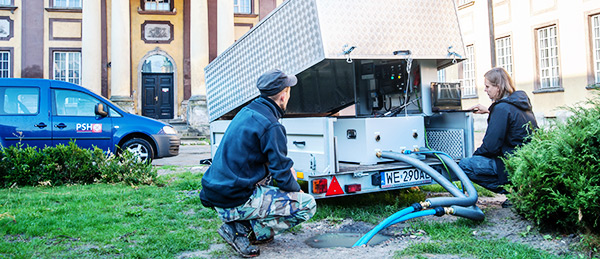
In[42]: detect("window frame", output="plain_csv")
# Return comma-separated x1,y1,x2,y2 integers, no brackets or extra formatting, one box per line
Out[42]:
461,44,477,98
495,35,513,78
0,0,13,6
50,0,82,9
457,0,475,9
234,0,254,15
0,47,13,78
139,0,175,14
534,24,563,92
50,48,82,86
590,13,600,86
437,68,446,83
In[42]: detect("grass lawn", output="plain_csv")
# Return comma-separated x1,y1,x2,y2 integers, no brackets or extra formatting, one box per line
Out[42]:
0,171,580,258
0,172,219,258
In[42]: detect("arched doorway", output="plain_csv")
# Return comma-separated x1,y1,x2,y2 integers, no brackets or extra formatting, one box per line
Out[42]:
138,49,177,119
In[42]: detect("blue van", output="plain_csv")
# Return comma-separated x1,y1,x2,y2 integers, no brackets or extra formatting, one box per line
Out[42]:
0,78,180,161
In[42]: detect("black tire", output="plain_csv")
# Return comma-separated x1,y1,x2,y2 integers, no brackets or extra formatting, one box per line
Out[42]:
121,138,154,163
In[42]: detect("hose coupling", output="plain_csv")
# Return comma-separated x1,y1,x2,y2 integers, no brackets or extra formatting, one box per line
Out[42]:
444,207,454,215
433,207,445,217
375,151,382,158
420,201,431,209
411,202,423,212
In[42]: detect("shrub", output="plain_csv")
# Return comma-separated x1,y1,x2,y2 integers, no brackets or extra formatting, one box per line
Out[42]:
505,94,600,234
0,141,156,187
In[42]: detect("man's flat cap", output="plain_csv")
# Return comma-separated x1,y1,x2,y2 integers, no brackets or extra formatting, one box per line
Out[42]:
256,69,297,96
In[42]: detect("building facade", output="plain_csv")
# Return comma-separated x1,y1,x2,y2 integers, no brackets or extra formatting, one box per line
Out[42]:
1,0,599,135
448,0,600,128
0,0,284,135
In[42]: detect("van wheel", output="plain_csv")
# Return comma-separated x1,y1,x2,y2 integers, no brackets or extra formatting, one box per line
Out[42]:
122,138,154,163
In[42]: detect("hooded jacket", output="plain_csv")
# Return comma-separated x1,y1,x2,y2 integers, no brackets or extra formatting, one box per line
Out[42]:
200,97,300,208
473,90,538,184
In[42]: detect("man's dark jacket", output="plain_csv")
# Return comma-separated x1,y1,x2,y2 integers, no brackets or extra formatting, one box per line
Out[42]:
200,97,301,208
474,90,538,184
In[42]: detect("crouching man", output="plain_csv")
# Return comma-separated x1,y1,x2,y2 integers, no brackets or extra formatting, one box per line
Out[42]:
200,69,317,257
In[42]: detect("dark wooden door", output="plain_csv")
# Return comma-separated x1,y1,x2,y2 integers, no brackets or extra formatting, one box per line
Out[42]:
142,73,174,119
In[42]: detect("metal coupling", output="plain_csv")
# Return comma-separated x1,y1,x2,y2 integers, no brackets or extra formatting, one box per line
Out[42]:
375,151,382,158
444,207,454,215
420,201,431,209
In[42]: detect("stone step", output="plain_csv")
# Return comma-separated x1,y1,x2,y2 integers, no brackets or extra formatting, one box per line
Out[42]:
159,119,208,140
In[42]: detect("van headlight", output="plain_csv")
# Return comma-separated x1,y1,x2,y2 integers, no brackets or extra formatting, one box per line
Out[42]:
160,126,178,135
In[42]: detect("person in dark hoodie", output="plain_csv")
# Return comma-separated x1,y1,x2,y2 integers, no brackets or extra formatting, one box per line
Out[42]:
459,67,538,208
200,69,316,258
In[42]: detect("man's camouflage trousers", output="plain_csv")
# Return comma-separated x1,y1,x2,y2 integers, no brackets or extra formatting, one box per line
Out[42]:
215,185,317,241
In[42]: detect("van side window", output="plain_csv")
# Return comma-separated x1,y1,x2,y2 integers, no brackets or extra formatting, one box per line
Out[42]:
0,86,39,115
109,107,122,117
53,89,101,116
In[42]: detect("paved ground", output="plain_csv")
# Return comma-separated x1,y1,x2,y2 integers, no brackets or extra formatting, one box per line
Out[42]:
151,140,212,166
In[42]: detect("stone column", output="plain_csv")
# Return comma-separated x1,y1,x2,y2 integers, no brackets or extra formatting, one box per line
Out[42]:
82,0,102,94
109,0,134,112
188,0,211,137
217,0,234,55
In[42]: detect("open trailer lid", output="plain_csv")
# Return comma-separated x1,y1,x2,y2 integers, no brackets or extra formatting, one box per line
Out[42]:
204,0,465,122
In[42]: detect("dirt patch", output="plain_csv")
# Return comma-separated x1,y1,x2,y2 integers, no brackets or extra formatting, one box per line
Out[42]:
214,194,583,258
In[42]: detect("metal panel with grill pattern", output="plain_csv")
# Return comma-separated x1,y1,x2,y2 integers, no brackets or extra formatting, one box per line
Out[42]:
205,0,465,121
426,129,465,159
204,0,325,122
316,0,465,60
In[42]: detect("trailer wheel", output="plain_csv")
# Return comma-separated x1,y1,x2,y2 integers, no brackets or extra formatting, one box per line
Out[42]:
122,138,154,163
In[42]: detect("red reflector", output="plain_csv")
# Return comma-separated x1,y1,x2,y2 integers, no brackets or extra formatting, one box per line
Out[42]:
326,176,344,196
345,184,361,193
312,179,328,194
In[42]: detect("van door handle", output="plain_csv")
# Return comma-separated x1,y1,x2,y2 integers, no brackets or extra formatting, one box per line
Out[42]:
55,123,67,129
293,141,306,146
35,122,47,128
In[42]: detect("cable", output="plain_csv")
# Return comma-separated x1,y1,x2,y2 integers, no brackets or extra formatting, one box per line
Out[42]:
423,127,452,179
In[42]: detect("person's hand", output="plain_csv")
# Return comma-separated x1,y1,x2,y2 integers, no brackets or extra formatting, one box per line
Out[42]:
290,167,297,180
469,104,489,114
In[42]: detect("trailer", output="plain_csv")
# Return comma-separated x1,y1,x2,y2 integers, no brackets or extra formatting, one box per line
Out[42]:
205,0,473,199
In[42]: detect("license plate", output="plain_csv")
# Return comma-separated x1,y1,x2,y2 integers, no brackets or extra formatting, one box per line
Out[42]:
380,169,432,188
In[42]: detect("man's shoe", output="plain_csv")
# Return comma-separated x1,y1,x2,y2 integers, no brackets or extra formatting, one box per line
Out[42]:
501,199,513,208
249,232,275,245
217,223,260,258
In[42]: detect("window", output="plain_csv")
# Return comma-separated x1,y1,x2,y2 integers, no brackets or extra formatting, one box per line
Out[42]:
53,51,81,85
537,25,560,89
0,87,39,115
141,54,173,73
437,68,446,82
144,0,171,11
234,0,252,14
52,0,81,8
0,0,12,6
0,51,10,78
53,89,100,117
462,45,477,97
457,0,474,6
592,14,600,84
496,36,513,77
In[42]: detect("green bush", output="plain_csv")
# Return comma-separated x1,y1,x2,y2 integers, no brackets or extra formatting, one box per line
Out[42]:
505,94,600,233
0,141,156,187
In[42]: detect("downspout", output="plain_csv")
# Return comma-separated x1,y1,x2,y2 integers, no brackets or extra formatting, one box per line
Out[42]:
488,0,496,67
